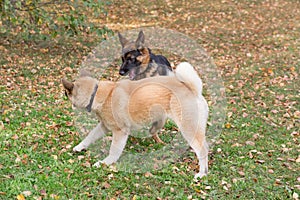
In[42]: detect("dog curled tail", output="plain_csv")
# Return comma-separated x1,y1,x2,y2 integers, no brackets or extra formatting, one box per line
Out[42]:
175,62,203,96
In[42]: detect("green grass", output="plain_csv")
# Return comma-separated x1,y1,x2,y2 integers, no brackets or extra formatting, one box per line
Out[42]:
1,0,300,199
1,53,298,200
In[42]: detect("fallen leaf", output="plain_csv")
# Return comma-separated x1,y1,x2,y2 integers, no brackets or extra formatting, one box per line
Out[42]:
253,133,260,139
52,155,58,160
40,189,46,196
205,186,211,190
50,194,60,200
293,192,299,200
103,182,111,189
0,121,4,130
77,155,85,160
132,195,137,200
64,67,73,72
275,179,282,185
221,180,227,185
256,160,265,164
22,191,32,197
238,171,245,176
15,156,21,163
245,141,255,146
108,174,114,179
225,123,231,129
12,134,19,140
294,111,300,118
31,69,37,74
249,152,254,159
231,143,242,147
17,194,25,200
144,171,153,177
223,185,229,191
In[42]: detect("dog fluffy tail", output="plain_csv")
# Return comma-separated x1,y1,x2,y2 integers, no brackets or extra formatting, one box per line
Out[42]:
175,62,203,96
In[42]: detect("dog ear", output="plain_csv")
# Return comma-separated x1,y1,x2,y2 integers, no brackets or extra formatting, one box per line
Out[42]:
118,32,129,48
79,69,92,77
62,78,74,93
135,30,145,49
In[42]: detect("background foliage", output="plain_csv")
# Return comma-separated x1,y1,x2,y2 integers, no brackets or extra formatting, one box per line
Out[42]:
0,0,111,42
0,0,299,199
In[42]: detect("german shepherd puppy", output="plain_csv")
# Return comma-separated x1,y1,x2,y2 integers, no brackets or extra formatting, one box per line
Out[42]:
118,31,173,80
62,62,209,179
118,31,173,143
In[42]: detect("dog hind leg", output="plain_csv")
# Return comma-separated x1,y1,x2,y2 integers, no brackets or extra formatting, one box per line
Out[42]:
73,122,106,152
149,118,166,144
193,138,209,179
179,125,209,179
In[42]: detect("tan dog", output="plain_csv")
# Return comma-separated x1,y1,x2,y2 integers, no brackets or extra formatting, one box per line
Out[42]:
62,62,209,179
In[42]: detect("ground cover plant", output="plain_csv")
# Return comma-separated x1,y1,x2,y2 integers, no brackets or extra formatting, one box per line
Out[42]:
1,0,299,199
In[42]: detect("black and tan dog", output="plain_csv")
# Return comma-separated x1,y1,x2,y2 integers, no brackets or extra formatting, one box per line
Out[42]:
118,31,174,143
118,31,173,80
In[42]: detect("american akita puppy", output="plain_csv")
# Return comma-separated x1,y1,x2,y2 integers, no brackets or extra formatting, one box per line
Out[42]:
62,62,209,179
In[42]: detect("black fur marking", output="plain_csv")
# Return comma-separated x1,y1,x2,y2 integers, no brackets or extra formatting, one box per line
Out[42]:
86,84,98,112
64,90,68,97
150,54,171,70
150,69,159,77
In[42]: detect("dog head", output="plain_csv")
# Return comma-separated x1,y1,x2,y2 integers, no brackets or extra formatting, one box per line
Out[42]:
118,31,150,80
62,71,98,111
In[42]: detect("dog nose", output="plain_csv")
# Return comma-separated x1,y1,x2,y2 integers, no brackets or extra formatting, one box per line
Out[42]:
119,70,125,75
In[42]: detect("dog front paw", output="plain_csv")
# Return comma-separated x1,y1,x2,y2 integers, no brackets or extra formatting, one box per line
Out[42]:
194,172,207,180
73,144,86,152
93,160,106,168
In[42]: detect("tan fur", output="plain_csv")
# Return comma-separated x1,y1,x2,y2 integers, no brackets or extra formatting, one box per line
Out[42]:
62,63,209,179
136,48,150,65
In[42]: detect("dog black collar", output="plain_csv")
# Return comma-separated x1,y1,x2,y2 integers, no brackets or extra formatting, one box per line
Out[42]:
86,84,98,112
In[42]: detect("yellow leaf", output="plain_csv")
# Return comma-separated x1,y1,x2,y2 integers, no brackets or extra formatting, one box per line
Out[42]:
38,18,43,25
194,188,202,193
225,123,231,129
25,0,32,6
17,194,25,200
